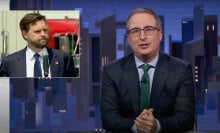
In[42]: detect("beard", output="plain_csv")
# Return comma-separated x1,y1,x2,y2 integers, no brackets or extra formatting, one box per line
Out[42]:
29,37,49,49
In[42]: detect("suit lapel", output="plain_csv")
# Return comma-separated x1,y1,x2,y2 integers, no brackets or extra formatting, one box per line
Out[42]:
151,52,169,109
16,48,27,77
123,54,140,115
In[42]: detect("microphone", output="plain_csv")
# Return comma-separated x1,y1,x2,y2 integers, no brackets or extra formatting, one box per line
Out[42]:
42,52,49,77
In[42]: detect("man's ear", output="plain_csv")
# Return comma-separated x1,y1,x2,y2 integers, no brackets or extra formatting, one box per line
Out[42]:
21,30,27,40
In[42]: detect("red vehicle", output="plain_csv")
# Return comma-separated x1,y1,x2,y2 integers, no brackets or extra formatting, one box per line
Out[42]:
47,19,80,55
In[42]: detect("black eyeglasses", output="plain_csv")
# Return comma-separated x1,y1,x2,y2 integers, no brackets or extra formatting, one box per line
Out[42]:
127,26,160,37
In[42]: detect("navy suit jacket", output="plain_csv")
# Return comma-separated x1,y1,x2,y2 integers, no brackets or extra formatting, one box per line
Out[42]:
0,47,77,77
101,52,195,133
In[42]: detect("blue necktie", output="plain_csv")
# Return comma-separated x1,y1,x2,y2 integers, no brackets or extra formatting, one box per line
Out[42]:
140,64,152,111
34,53,42,77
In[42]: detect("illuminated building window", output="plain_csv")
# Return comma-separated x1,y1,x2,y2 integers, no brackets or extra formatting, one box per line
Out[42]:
206,25,209,31
212,25,215,31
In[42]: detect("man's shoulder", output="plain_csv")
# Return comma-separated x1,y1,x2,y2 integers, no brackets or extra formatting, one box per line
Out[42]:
104,53,134,70
161,52,190,66
2,48,25,61
108,53,133,64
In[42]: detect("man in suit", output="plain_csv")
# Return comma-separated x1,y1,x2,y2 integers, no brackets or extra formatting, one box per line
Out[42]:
0,13,77,77
101,7,195,133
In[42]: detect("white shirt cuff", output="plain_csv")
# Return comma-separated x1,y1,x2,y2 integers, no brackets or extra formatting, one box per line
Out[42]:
131,119,161,133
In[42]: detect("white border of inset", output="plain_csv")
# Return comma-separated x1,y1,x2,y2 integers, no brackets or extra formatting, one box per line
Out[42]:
0,0,9,10
0,77,9,132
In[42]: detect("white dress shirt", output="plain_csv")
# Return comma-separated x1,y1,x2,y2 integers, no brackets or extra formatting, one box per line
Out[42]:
26,47,51,77
131,54,161,133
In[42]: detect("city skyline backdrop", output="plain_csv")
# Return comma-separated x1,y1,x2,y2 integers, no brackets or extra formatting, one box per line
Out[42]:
6,0,220,132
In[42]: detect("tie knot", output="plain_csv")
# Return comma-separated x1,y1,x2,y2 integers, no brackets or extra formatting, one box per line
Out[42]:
34,53,40,59
141,64,152,72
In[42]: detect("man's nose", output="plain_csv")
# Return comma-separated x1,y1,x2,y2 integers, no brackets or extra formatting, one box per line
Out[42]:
139,30,147,39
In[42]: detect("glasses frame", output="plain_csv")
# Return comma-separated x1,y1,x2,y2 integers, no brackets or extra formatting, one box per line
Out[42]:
127,26,160,37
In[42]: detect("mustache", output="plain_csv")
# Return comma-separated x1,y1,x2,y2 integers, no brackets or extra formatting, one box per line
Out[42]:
40,37,49,40
39,38,49,42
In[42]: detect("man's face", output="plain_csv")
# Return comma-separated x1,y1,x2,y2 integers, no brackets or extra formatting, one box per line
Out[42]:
127,13,163,62
22,20,49,50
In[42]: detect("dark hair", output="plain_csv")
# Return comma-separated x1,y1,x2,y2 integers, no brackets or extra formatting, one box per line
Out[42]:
20,13,47,32
126,7,162,31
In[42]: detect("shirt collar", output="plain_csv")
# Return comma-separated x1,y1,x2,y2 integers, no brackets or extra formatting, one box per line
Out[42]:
26,47,48,60
135,54,159,68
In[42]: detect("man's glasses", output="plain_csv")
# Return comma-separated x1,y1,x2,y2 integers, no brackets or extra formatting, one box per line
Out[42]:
127,26,160,37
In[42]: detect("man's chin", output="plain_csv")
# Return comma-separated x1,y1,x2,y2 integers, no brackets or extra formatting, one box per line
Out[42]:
37,43,48,49
40,39,49,44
